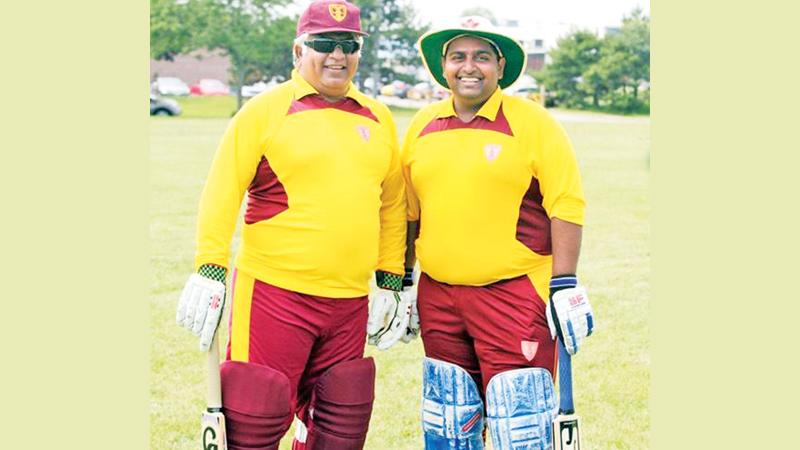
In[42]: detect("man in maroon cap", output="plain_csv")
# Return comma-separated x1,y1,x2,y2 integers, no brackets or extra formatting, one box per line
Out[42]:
175,1,417,449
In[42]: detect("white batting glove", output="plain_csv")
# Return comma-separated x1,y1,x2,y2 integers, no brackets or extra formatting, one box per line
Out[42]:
400,268,419,343
367,288,413,351
546,276,594,355
176,273,226,352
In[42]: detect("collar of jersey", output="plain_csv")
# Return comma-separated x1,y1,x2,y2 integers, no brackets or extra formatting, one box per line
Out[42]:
436,87,503,121
291,69,368,106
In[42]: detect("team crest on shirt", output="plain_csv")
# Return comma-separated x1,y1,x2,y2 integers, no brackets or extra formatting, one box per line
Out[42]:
329,4,347,22
356,125,370,142
520,340,538,361
484,144,502,161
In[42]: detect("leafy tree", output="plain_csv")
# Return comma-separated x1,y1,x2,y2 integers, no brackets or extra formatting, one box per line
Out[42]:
150,0,196,60
191,0,295,109
606,8,650,99
582,62,609,107
588,8,650,112
150,0,295,110
538,30,603,108
151,0,426,105
352,0,428,92
538,7,650,113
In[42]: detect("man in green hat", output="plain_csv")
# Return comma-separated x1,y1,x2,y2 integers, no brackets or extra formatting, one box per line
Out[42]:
396,16,596,450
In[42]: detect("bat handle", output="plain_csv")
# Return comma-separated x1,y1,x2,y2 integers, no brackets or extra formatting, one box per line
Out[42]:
207,332,222,410
557,340,575,414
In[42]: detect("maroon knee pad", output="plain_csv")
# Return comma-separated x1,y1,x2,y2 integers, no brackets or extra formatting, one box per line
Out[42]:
221,361,293,450
295,357,376,450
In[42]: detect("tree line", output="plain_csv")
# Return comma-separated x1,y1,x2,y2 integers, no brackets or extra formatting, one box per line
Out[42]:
537,8,650,114
150,0,425,109
151,1,649,114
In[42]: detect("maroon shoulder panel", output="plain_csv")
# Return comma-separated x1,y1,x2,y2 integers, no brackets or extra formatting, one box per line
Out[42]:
516,177,552,255
287,95,379,123
418,104,513,138
245,156,289,225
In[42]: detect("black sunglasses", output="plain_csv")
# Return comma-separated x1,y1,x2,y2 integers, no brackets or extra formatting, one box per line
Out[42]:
304,38,361,54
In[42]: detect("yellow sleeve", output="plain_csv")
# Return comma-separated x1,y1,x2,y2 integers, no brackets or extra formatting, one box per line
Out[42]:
401,121,420,221
194,103,269,271
533,112,586,226
376,110,407,275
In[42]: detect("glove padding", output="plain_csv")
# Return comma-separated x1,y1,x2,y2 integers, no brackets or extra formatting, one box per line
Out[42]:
546,286,594,355
367,288,414,350
176,273,226,352
400,292,419,343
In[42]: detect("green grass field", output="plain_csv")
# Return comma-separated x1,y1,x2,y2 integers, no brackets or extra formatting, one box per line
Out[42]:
150,102,650,449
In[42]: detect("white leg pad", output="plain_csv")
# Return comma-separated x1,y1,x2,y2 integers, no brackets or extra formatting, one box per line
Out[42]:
486,368,557,450
422,357,485,450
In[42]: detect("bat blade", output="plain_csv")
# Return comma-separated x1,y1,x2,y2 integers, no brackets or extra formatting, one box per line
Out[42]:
202,333,228,450
201,410,227,450
552,413,581,450
553,341,581,450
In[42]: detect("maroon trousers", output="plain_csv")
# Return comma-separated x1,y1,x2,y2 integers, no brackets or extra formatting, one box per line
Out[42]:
226,270,368,421
417,272,557,394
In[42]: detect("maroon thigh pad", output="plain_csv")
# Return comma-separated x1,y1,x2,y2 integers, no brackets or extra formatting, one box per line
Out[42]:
303,357,376,450
221,361,293,450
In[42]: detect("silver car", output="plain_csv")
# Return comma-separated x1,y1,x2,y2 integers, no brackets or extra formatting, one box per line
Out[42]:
153,76,190,96
150,94,182,116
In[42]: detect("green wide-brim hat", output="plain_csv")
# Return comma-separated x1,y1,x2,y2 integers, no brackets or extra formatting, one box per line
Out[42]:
417,16,528,90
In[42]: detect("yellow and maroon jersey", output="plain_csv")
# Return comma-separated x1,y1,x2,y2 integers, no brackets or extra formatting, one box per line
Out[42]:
401,88,584,294
195,70,406,298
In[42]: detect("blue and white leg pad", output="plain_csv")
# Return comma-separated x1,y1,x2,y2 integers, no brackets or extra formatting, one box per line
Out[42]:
422,357,485,450
485,368,557,450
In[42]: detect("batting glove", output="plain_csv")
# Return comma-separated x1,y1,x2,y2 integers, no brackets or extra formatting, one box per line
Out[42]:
400,267,420,343
546,275,595,355
367,270,414,350
176,265,227,352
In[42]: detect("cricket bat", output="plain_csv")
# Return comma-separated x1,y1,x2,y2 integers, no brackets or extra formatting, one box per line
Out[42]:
201,332,227,450
553,340,581,450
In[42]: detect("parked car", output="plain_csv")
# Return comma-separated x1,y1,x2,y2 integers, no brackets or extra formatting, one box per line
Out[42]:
241,78,281,98
241,81,268,98
406,82,433,100
431,84,449,100
152,76,190,96
150,94,182,116
190,78,231,96
361,76,393,96
505,83,558,107
379,80,410,98
507,85,543,104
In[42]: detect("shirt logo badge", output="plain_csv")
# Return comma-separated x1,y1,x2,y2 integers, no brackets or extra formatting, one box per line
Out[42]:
329,4,347,22
484,144,502,161
521,340,538,361
357,125,370,142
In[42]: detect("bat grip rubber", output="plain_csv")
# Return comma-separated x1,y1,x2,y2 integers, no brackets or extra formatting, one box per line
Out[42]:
558,340,575,414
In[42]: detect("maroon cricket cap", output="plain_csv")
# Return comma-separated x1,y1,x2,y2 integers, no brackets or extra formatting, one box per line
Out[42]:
296,0,368,37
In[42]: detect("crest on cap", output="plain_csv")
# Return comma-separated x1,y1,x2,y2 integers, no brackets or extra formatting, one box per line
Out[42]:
329,4,347,22
461,17,482,29
297,0,367,37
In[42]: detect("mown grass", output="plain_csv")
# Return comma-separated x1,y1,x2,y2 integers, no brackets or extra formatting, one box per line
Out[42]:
150,103,649,449
162,95,239,118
